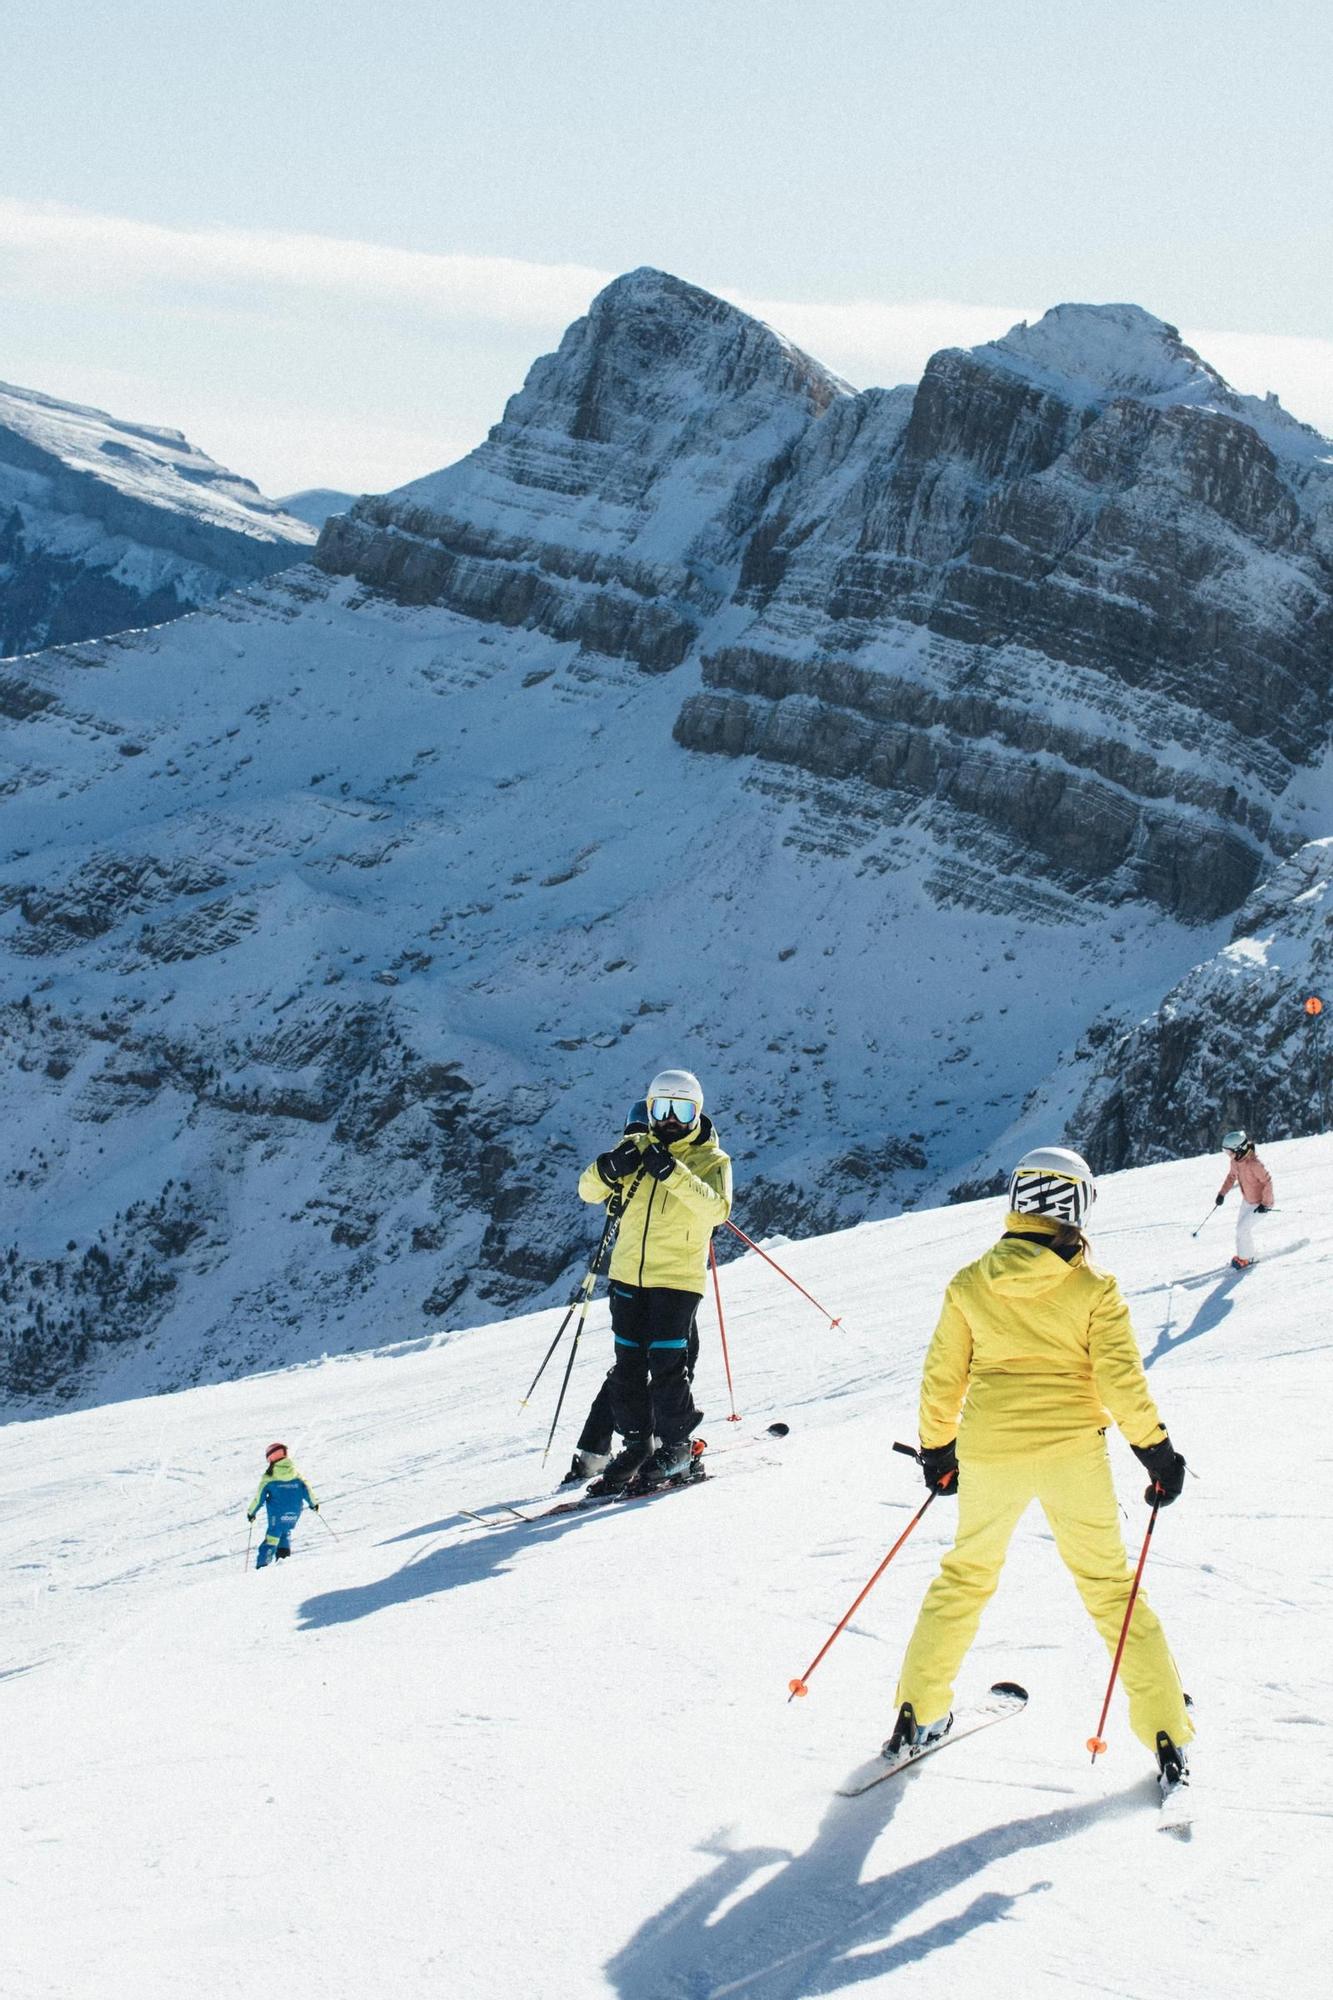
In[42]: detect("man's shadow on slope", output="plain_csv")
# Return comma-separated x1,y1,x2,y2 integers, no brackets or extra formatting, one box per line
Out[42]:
295,1506,606,1630
605,1776,1142,2000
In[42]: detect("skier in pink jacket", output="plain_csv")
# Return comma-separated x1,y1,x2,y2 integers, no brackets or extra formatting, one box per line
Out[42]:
1214,1130,1274,1269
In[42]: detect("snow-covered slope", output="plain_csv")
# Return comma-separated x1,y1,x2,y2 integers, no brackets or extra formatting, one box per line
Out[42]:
276,488,359,529
2,272,1331,1400
0,379,315,656
3,1140,1329,1999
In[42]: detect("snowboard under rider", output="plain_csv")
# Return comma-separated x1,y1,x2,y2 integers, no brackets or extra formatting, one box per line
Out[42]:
1214,1129,1273,1270
575,1068,732,1494
247,1442,319,1568
561,1099,701,1487
888,1146,1193,1791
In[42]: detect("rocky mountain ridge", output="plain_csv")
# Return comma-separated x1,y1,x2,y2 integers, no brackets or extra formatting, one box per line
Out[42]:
0,378,315,657
2,272,1329,1402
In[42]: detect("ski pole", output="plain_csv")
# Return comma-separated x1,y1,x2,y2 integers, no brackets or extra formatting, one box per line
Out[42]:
541,1280,599,1465
314,1508,340,1541
242,1520,253,1572
724,1219,845,1332
788,1444,948,1700
1087,1495,1161,1761
1190,1205,1218,1239
708,1236,740,1422
538,1170,644,1462
519,1205,618,1409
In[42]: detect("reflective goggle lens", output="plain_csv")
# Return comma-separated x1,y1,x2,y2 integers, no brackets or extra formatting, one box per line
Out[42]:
650,1096,698,1125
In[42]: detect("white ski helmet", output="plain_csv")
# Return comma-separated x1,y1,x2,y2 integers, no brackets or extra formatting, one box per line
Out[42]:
1007,1146,1096,1226
646,1068,703,1131
1221,1128,1249,1154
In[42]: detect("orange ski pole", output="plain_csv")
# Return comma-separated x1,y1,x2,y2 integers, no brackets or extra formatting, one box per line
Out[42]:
724,1219,844,1331
788,1445,949,1701
708,1237,740,1422
1087,1496,1161,1760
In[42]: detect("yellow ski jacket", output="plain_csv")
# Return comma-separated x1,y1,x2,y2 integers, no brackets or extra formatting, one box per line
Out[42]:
919,1213,1166,1462
578,1117,732,1294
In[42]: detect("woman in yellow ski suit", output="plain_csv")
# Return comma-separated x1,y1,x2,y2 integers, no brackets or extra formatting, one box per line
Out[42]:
894,1147,1193,1763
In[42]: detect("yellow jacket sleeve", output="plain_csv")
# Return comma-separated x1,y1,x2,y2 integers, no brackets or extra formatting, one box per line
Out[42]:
578,1157,618,1206
248,1473,271,1517
1087,1275,1166,1450
660,1154,732,1226
918,1284,974,1449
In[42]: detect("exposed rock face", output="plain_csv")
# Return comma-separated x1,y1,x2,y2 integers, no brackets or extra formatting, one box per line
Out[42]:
675,308,1333,923
0,380,314,656
1072,838,1333,1167
317,268,846,672
2,277,1331,1402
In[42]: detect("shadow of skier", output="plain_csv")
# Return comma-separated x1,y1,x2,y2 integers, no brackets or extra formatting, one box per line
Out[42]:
604,1780,1141,1999
1143,1267,1243,1369
295,1501,637,1629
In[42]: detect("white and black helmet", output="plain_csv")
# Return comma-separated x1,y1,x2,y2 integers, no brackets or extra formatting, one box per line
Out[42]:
1007,1146,1096,1226
1221,1128,1249,1154
646,1068,703,1136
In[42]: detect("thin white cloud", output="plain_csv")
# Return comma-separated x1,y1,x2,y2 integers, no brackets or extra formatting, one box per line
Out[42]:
0,198,611,328
1,199,1328,489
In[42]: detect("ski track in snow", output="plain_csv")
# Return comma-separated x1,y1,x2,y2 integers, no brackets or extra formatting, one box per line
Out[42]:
2,1136,1331,1998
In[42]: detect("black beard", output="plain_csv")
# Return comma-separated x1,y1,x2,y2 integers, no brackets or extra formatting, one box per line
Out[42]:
652,1119,692,1145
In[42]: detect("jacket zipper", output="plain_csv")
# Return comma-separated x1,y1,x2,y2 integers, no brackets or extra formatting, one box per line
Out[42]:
637,1179,658,1287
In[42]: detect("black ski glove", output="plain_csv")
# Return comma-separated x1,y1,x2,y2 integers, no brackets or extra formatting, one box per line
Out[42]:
596,1138,643,1184
246,1511,256,1523
920,1441,958,1496
1131,1435,1186,1506
1214,1193,1225,1206
641,1141,677,1182
1255,1204,1270,1213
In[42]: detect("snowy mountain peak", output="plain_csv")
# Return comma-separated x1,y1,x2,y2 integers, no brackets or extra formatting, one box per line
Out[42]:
972,302,1328,461
0,378,314,542
0,375,315,657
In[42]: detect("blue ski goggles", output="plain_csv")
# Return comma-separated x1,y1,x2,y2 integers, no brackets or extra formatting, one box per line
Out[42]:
649,1096,699,1126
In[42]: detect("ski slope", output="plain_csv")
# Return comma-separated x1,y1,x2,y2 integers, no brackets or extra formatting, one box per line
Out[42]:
3,1138,1330,1999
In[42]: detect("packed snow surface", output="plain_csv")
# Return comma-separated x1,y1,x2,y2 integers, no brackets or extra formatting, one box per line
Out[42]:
3,1140,1330,1998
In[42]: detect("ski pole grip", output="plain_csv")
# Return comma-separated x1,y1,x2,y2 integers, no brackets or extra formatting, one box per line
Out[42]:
892,1441,922,1463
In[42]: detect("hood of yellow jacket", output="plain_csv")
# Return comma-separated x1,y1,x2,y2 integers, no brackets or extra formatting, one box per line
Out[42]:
979,1213,1082,1297
267,1457,297,1477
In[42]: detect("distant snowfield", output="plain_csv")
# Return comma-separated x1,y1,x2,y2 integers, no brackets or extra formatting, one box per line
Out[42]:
3,1137,1330,1999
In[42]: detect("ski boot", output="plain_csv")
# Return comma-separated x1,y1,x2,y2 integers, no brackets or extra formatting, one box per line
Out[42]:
585,1438,653,1496
627,1437,697,1494
559,1448,610,1489
882,1702,953,1762
1155,1730,1189,1801
275,1545,292,1560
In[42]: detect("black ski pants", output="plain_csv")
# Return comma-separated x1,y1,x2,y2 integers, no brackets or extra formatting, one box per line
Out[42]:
577,1310,700,1455
604,1282,702,1450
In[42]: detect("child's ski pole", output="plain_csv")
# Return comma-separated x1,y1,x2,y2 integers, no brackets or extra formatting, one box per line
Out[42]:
242,1520,253,1572
1190,1204,1219,1238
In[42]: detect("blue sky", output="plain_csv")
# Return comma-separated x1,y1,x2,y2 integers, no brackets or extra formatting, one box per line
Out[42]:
4,0,1330,493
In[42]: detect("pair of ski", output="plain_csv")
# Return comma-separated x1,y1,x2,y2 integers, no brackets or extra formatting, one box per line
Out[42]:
838,1681,1191,1830
458,1460,708,1530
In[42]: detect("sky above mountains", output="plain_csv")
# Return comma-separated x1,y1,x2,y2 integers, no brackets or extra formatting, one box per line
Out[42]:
5,0,1330,493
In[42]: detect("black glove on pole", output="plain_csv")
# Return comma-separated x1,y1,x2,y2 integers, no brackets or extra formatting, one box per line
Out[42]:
641,1141,677,1181
1131,1435,1186,1506
920,1441,958,1496
596,1138,643,1185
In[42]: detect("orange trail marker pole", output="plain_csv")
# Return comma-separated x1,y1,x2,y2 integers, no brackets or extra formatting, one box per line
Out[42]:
1087,1496,1161,1760
724,1219,845,1332
708,1237,740,1422
788,1455,946,1701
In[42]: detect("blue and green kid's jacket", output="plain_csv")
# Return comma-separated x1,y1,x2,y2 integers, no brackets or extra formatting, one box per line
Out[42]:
248,1457,317,1521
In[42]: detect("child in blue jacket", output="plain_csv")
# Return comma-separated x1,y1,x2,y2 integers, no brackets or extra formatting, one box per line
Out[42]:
247,1442,318,1567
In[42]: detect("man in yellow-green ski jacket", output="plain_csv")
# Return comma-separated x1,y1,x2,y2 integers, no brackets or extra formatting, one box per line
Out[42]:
575,1067,731,1494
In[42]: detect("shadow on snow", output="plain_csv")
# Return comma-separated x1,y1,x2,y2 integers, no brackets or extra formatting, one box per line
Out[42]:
604,1780,1143,1999
295,1503,626,1629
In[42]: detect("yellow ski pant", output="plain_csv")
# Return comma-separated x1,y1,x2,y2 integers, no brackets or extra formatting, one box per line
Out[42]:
895,1432,1193,1751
